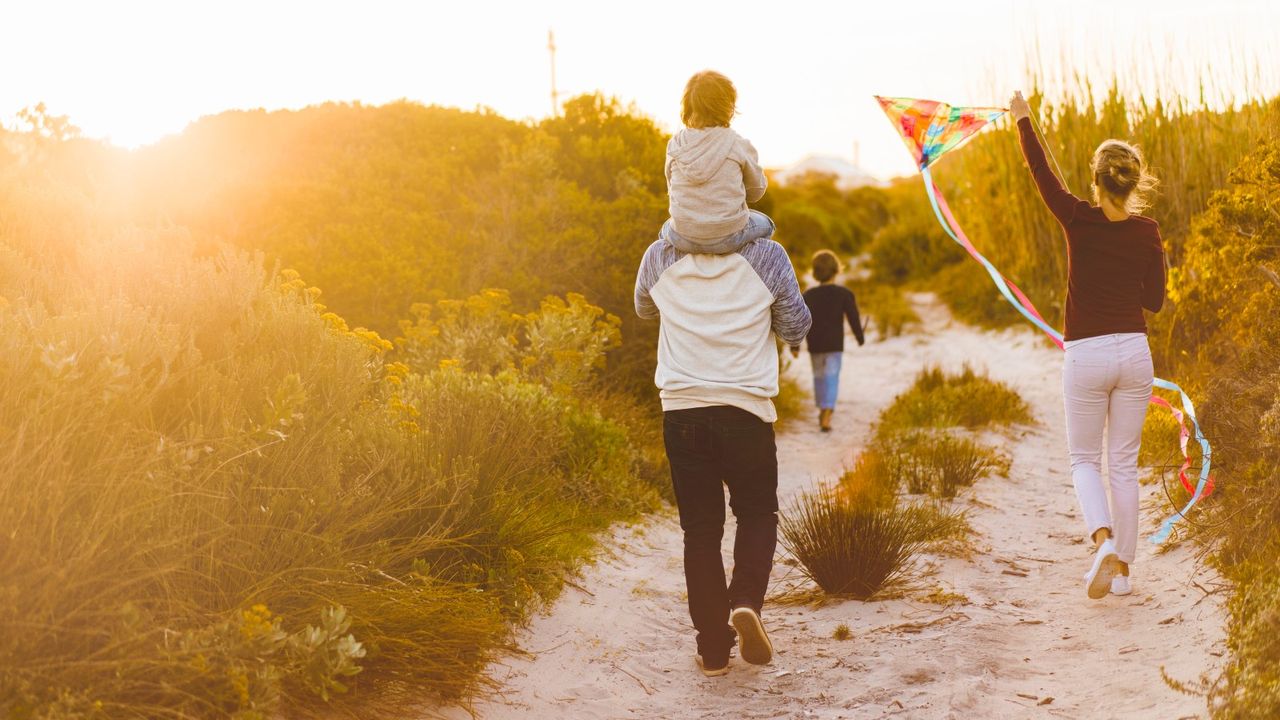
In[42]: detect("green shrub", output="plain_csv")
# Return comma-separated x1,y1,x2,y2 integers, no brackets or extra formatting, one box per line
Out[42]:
847,280,920,340
398,369,660,611
878,365,1032,435
396,289,622,395
864,184,961,285
931,260,1028,330
0,237,491,713
779,488,965,599
767,176,888,260
1147,142,1280,719
1139,405,1184,477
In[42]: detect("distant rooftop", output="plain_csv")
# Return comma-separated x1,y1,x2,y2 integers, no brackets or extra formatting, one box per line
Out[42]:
771,154,881,190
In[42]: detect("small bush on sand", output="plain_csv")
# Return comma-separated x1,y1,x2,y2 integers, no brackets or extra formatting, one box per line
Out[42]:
843,431,1009,501
888,431,1011,498
878,365,1032,435
779,488,966,599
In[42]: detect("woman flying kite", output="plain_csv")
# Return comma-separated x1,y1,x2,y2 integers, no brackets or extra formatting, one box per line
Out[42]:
876,92,1213,600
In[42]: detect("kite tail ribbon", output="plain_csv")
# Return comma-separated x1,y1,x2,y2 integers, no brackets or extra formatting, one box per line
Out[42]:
921,168,1063,347
1148,378,1215,543
918,167,1213,544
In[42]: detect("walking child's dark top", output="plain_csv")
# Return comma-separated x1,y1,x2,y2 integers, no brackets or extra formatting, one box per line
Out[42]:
1017,117,1167,342
799,284,864,353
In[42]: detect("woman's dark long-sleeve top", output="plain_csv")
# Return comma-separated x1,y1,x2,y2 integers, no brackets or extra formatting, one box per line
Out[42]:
1017,117,1166,341
800,284,864,352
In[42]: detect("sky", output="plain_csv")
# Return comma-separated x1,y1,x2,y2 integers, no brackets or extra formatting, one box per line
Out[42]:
2,0,1277,179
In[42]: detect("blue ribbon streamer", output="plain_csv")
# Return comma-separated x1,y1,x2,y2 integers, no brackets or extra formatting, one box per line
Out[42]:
1149,378,1213,543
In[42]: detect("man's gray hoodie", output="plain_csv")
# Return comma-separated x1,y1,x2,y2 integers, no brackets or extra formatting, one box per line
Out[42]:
665,127,767,243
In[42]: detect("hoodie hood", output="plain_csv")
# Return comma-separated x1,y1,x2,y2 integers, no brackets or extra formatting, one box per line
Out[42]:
667,127,739,185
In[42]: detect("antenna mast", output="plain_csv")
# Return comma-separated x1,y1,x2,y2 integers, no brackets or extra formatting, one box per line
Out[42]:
548,29,559,116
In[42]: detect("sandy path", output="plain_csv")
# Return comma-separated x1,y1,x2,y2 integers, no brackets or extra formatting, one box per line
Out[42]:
437,294,1224,720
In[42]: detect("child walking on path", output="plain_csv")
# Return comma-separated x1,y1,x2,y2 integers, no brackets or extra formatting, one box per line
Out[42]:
634,70,811,678
1011,90,1166,601
790,250,865,432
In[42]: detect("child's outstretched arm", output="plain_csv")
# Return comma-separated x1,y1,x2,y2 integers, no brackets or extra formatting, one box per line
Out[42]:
845,290,865,346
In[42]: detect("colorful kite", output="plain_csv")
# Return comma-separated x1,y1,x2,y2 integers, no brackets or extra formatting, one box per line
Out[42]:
876,96,1006,171
875,96,1214,543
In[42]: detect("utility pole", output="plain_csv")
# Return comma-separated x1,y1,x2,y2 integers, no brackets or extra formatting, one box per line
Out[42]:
548,29,559,117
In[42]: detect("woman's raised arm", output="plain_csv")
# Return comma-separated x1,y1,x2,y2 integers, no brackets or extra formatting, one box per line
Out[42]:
1011,92,1081,226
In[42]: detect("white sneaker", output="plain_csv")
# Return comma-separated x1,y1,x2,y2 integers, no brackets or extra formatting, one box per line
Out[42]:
730,607,774,665
1111,575,1132,596
1083,539,1121,600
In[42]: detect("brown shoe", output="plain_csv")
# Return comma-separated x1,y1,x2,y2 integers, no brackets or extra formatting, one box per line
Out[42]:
819,409,833,433
695,654,730,677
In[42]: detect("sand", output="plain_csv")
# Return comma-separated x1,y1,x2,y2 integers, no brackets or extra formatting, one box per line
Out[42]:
436,293,1224,720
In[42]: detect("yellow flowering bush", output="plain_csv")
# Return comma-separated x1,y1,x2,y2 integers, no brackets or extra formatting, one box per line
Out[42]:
397,288,521,375
398,289,620,394
523,292,622,393
158,603,365,716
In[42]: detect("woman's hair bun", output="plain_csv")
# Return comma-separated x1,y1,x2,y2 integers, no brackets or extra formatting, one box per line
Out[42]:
1108,157,1138,188
1092,139,1157,212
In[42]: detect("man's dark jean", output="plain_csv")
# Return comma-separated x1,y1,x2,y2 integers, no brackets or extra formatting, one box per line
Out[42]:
663,405,778,662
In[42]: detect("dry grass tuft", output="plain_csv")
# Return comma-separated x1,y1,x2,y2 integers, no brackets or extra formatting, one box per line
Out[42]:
779,488,966,600
878,365,1032,435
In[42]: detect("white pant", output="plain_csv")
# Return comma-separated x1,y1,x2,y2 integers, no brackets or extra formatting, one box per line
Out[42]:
1063,333,1153,564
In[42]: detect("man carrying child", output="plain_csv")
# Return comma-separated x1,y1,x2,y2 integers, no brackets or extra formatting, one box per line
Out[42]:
634,70,811,677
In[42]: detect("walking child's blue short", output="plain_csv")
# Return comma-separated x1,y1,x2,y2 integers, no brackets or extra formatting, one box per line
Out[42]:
810,351,842,410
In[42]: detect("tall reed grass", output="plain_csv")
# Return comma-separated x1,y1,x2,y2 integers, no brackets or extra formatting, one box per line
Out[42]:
927,84,1280,331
